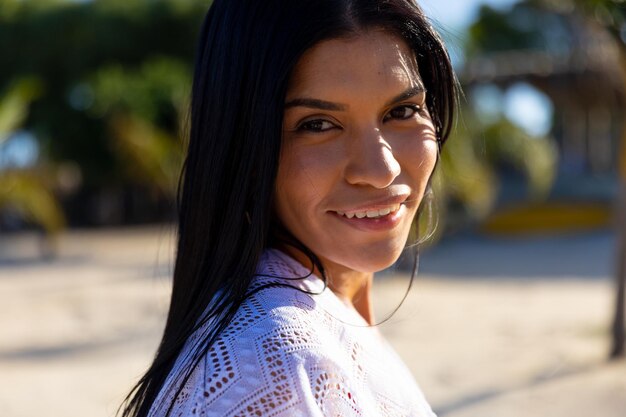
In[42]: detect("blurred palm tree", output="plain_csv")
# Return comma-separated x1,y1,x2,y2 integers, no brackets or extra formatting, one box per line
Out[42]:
0,78,65,252
88,57,190,198
0,0,206,224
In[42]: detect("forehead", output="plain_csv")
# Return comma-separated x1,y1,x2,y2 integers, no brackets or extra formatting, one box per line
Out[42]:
287,30,422,97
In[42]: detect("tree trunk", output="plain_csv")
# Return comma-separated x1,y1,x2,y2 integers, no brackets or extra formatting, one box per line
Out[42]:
609,37,626,360
611,182,626,359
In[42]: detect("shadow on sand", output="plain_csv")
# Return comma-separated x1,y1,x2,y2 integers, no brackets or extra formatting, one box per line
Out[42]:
434,359,622,416
416,230,615,280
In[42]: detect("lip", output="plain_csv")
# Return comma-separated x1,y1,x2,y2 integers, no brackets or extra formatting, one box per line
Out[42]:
330,204,407,232
328,195,410,232
331,194,409,214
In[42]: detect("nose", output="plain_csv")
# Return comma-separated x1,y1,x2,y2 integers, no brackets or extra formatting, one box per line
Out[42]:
343,128,401,188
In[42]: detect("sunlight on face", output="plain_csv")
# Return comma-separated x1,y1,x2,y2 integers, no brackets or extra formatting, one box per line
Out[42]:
275,29,438,277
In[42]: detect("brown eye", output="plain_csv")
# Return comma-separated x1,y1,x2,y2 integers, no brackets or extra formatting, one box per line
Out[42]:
385,105,420,121
297,119,336,132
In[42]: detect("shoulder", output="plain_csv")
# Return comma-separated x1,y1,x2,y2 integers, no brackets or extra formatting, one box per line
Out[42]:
151,292,359,417
150,252,361,416
211,290,359,415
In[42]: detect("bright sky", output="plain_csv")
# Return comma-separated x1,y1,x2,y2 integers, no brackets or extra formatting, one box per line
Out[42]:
419,0,521,67
420,0,520,31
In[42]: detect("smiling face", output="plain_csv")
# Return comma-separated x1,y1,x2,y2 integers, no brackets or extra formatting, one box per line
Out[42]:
275,29,438,277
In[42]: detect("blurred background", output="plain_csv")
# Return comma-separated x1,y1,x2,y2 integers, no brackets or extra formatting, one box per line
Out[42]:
0,0,624,416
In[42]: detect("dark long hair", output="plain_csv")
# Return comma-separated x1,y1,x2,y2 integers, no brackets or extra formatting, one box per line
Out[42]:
120,1,457,416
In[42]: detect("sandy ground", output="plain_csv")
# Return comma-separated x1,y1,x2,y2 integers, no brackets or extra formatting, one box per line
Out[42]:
0,226,624,417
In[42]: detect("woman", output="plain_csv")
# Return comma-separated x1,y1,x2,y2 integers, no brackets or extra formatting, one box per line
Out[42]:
121,0,456,415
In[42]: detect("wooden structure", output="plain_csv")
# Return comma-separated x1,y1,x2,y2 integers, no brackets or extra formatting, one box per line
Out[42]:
463,18,624,180
462,9,626,358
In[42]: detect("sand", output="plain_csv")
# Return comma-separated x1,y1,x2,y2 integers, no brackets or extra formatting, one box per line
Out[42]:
0,226,624,417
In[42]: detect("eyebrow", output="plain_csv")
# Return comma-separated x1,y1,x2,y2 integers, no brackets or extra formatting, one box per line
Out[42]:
386,84,426,106
283,98,346,111
283,84,426,111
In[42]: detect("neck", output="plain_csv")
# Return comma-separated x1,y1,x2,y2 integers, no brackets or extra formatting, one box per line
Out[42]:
327,267,375,325
279,245,375,324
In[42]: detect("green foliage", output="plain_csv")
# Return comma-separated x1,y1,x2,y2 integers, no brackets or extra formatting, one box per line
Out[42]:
466,3,547,56
430,110,559,240
465,1,582,58
482,118,558,198
0,78,43,139
469,0,626,55
468,6,529,52
574,0,626,42
0,0,206,188
0,0,567,233
0,77,66,236
110,114,183,196
0,169,65,234
86,56,190,196
89,57,191,128
435,121,497,220
0,0,210,227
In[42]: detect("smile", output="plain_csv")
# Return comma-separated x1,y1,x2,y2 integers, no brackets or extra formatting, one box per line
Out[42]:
335,204,401,219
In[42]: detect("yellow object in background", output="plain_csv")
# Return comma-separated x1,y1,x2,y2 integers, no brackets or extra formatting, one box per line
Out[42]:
481,202,612,235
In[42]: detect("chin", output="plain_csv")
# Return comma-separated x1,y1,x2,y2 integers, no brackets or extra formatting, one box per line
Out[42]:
331,241,407,274
360,252,404,273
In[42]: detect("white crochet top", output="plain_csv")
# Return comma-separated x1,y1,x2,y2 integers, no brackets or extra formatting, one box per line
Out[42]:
148,249,436,417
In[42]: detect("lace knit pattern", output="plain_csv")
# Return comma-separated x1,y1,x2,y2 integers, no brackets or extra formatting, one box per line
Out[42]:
148,249,436,417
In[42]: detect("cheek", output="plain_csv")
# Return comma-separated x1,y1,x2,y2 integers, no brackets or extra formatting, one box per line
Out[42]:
419,140,439,178
274,148,318,231
276,144,340,200
396,129,439,185
274,154,299,221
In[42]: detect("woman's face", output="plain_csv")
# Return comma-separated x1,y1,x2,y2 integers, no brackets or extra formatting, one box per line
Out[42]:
275,30,438,275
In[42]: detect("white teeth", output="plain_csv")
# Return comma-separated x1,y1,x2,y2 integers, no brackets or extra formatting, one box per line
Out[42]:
338,204,400,219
